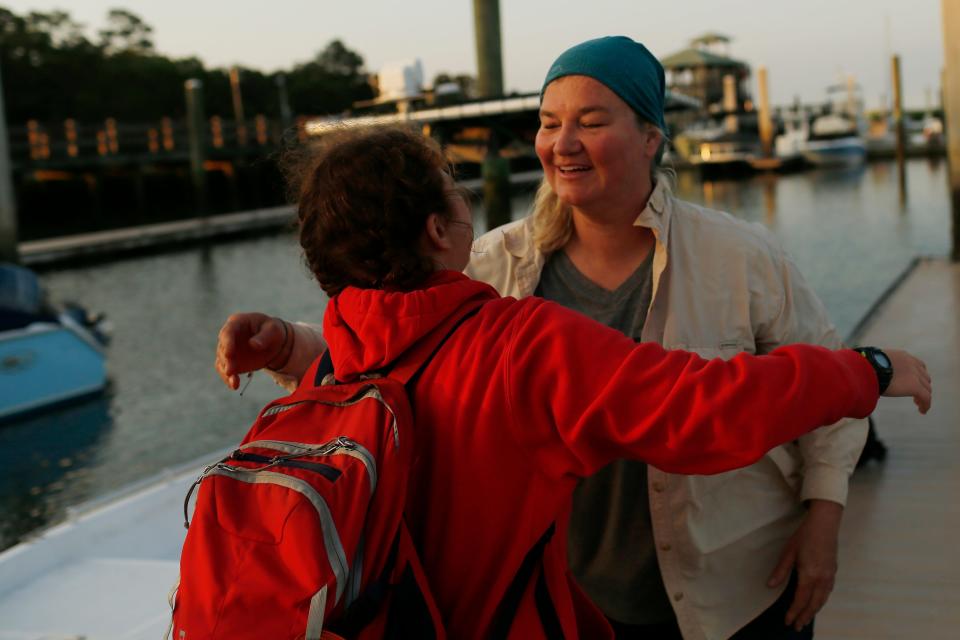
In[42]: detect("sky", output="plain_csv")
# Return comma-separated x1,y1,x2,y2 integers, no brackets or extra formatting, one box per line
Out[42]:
2,0,947,110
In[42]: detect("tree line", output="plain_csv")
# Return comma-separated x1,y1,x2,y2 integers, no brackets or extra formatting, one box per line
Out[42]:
0,6,376,124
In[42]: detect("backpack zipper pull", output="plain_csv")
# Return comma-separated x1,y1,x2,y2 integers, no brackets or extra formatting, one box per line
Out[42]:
336,436,357,450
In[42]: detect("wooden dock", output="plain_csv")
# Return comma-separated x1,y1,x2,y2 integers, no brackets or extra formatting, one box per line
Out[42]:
18,205,295,267
816,258,960,639
15,170,546,267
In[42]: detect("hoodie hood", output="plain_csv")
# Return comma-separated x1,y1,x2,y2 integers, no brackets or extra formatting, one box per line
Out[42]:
322,270,499,380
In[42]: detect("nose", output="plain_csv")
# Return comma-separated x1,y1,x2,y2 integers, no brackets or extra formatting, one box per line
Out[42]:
554,122,582,156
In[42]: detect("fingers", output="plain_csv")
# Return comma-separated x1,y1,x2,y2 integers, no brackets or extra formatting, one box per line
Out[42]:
916,389,931,415
785,574,833,631
911,358,932,414
912,356,932,414
784,577,811,628
249,322,275,350
215,312,275,390
215,351,239,389
882,349,933,414
767,550,794,588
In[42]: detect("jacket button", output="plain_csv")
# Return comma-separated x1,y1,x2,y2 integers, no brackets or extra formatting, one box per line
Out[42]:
673,592,684,602
660,543,672,552
652,481,666,492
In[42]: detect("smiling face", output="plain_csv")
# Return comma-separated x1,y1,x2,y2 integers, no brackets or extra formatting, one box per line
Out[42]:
536,75,661,215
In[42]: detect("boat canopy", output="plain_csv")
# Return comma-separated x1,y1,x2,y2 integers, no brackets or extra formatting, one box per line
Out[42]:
0,263,54,331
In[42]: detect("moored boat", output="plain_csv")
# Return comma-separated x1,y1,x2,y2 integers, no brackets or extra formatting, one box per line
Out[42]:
800,135,867,167
0,263,109,422
797,82,868,168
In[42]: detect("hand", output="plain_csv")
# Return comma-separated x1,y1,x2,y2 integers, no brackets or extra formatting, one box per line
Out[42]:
215,313,289,390
881,348,932,414
767,499,842,631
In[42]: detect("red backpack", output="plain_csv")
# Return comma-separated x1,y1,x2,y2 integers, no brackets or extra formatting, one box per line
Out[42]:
168,309,480,640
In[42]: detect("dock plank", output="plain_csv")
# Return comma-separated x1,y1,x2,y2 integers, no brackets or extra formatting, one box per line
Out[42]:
816,259,960,639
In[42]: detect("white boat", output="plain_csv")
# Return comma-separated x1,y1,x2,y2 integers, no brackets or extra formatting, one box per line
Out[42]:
799,113,867,168
774,115,808,166
0,451,220,639
1,263,109,422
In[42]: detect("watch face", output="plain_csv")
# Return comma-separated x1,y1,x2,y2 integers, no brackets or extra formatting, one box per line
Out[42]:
874,351,891,369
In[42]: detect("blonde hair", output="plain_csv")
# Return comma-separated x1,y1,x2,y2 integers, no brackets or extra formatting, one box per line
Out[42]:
532,121,674,253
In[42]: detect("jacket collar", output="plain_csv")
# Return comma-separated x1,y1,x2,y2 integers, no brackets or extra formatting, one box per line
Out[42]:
632,178,672,246
499,179,673,259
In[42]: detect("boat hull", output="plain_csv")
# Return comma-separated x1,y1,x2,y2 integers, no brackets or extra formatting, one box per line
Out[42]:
0,323,107,422
801,137,867,167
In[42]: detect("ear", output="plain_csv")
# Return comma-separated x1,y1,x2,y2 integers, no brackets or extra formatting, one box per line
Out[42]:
422,212,454,251
644,128,663,158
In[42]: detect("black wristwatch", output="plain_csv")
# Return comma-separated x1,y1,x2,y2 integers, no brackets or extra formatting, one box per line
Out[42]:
853,347,893,394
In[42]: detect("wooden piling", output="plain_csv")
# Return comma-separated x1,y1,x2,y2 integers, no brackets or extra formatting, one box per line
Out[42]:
275,74,293,134
723,74,738,132
230,67,247,146
255,115,268,145
483,128,511,230
210,116,224,148
27,121,43,160
943,0,960,260
161,117,174,151
757,67,774,157
472,0,504,98
892,56,907,174
184,79,208,218
0,62,18,262
105,118,119,154
472,0,511,230
64,119,78,157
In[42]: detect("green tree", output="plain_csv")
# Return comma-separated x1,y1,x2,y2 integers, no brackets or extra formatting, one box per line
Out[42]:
98,8,153,55
287,39,374,115
0,7,373,123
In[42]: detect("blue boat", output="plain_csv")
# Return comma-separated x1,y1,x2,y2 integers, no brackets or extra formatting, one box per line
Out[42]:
798,84,868,168
0,263,108,422
800,135,867,168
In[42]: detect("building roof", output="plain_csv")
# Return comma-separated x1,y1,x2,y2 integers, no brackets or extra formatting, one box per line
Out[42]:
690,32,732,46
660,48,748,71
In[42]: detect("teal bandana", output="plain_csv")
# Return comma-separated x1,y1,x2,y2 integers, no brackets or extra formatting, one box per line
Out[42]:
541,36,666,131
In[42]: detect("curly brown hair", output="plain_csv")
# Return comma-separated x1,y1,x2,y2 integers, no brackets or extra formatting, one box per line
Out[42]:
288,125,453,296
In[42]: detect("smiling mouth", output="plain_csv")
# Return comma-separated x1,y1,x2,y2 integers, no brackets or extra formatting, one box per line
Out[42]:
557,165,591,174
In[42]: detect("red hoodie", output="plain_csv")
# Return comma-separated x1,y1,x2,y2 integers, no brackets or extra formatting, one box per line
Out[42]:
322,270,877,639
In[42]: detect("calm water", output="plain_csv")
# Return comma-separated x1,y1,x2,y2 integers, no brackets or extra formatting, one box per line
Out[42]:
0,158,951,550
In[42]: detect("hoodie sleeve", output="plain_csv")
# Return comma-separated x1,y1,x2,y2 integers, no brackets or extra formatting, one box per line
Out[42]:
502,299,878,482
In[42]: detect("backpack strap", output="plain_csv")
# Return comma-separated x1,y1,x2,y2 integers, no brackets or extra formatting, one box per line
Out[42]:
325,529,402,636
312,349,335,388
315,302,484,637
390,303,482,388
331,520,443,639
487,523,563,640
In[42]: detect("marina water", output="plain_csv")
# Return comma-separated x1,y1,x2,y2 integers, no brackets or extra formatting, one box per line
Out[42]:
0,157,951,551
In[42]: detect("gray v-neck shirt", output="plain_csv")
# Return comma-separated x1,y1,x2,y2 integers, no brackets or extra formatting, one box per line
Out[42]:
534,248,675,625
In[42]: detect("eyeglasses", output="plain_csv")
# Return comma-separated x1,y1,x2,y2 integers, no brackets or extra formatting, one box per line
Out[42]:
447,219,475,242
446,185,478,205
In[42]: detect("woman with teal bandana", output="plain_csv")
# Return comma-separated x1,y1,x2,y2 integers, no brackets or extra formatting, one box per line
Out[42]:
217,37,870,639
